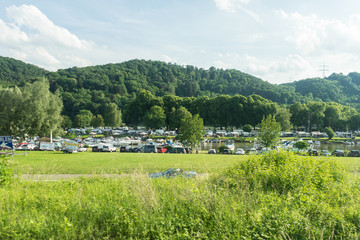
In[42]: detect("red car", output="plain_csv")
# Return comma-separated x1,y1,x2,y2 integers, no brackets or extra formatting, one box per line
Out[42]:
156,146,167,153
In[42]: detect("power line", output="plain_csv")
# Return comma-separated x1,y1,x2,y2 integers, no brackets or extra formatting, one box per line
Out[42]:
319,64,330,78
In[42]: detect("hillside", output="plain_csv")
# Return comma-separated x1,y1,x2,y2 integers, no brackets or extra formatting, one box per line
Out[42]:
46,59,302,103
1,56,360,111
282,72,360,108
0,57,48,86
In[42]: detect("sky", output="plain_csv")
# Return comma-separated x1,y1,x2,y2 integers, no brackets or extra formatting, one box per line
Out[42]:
1,0,360,84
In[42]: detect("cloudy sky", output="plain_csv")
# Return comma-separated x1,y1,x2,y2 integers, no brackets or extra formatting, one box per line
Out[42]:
1,0,360,84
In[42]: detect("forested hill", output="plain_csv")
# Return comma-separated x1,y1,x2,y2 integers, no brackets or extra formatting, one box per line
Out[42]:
1,56,360,108
46,59,301,104
281,72,360,107
0,57,48,86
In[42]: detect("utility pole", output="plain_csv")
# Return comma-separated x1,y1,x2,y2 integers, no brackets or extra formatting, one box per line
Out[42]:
308,112,311,133
319,64,330,78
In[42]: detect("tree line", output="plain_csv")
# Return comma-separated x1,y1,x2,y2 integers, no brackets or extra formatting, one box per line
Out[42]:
120,90,360,132
0,81,359,138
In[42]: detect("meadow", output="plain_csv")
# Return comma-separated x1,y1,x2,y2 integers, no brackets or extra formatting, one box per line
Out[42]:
10,151,243,174
10,150,360,175
1,151,360,239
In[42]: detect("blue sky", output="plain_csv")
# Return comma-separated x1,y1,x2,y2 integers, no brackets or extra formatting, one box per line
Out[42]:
1,0,360,84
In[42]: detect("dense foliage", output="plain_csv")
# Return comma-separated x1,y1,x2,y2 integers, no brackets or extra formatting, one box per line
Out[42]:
0,79,63,137
283,72,360,108
1,56,360,131
0,57,48,87
0,156,12,185
1,152,359,239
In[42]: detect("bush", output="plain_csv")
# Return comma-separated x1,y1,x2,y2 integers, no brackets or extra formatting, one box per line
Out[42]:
217,150,345,194
0,155,13,185
293,141,309,150
217,145,229,154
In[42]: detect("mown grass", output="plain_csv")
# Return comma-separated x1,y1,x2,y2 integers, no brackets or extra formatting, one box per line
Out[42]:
11,151,243,174
1,151,360,239
10,150,360,175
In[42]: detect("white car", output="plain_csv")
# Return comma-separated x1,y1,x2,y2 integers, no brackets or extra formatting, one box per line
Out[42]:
235,148,245,155
101,144,117,152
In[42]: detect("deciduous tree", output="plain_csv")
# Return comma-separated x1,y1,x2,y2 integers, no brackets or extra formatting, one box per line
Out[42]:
179,114,204,149
143,105,166,130
258,115,281,149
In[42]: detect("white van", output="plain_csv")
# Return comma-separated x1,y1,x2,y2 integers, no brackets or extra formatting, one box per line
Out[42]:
144,144,157,153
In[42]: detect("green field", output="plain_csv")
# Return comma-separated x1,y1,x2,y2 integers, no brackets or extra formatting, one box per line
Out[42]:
11,151,245,174
2,151,360,239
10,150,360,175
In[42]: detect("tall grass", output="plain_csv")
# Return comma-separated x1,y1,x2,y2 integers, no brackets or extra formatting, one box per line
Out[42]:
1,151,360,239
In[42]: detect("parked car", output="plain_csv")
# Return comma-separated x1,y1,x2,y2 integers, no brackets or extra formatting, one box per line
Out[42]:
15,143,36,151
321,150,331,156
78,147,88,152
332,149,345,157
348,150,360,157
120,145,132,152
92,144,116,152
235,148,245,155
92,146,100,152
249,148,257,155
166,147,186,154
149,168,197,179
101,144,117,152
222,149,232,154
130,146,143,153
144,144,157,153
208,149,216,154
308,149,319,156
156,146,167,153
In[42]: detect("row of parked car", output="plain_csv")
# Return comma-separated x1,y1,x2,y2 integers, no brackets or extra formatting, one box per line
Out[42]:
208,148,245,155
308,149,360,157
91,144,192,154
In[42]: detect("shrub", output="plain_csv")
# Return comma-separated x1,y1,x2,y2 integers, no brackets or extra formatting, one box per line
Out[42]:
0,155,13,185
217,150,345,194
217,145,229,154
293,141,309,150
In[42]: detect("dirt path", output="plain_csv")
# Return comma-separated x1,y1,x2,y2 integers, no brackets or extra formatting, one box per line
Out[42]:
17,174,127,181
17,173,208,181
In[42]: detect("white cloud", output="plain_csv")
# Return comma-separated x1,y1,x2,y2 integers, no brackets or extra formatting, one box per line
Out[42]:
0,4,94,70
214,0,250,12
214,0,261,23
280,10,360,55
0,19,29,44
6,5,93,49
161,54,176,63
244,54,317,83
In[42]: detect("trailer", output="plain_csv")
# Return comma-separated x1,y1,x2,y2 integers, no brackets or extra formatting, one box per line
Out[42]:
62,140,78,153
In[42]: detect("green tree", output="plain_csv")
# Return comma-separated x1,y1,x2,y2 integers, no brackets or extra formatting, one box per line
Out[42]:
0,86,26,136
168,106,192,130
179,114,204,149
61,115,72,130
307,102,326,131
324,105,341,129
74,110,93,127
289,102,308,129
0,80,63,137
324,126,335,140
91,115,104,128
143,106,166,130
348,114,360,131
293,141,309,150
243,124,252,133
258,115,281,149
103,103,122,127
123,90,162,126
276,107,292,131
